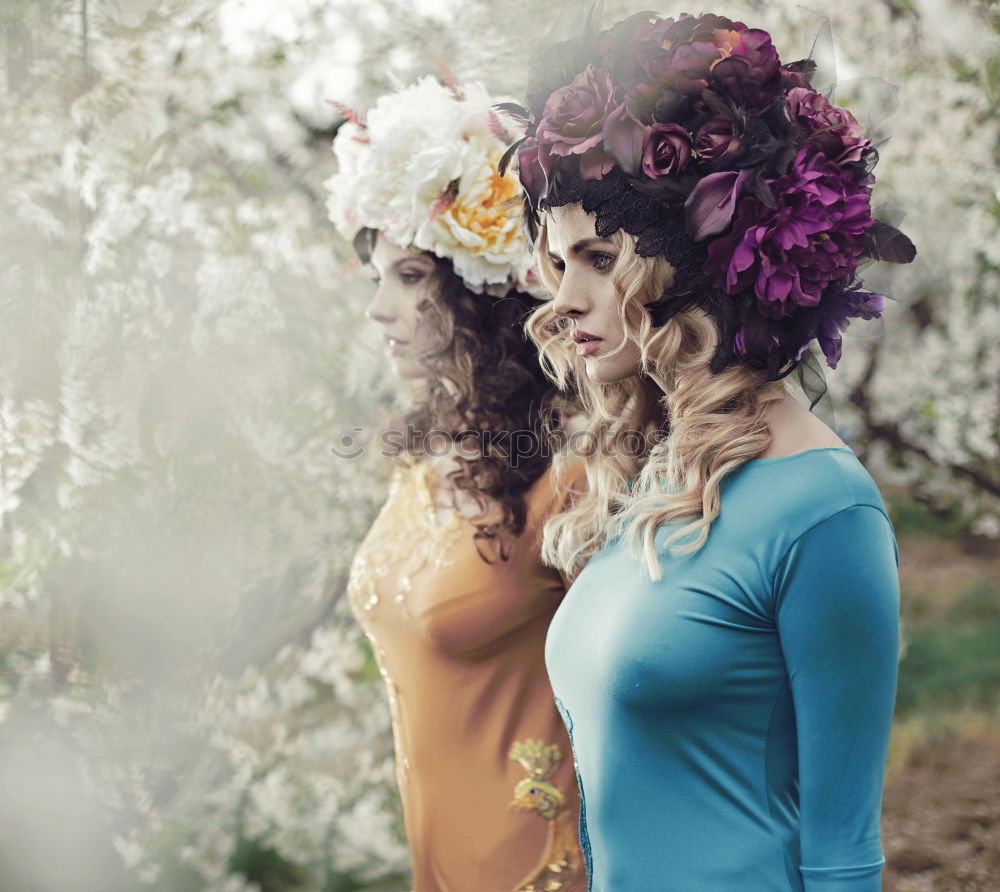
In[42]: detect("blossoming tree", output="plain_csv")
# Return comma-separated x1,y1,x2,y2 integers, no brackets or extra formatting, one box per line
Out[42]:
0,0,997,889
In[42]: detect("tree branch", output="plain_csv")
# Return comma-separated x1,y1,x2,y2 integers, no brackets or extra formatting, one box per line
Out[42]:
850,342,1000,498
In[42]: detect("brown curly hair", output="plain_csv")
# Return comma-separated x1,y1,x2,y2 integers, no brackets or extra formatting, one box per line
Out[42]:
356,228,577,561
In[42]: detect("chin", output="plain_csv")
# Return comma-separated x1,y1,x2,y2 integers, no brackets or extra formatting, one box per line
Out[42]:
585,356,641,384
391,357,428,380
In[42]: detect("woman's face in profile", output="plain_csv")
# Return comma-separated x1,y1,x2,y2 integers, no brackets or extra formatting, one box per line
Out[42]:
366,233,439,380
545,203,642,384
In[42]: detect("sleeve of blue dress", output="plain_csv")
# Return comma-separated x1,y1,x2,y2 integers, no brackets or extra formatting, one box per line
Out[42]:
773,504,900,892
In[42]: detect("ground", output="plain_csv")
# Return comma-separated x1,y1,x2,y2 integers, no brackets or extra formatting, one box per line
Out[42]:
882,519,1000,891
884,723,1000,890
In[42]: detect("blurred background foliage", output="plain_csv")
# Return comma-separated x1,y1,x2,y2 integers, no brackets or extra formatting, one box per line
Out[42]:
0,0,997,889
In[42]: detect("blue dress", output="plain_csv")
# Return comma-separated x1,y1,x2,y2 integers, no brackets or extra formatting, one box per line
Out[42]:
545,447,900,892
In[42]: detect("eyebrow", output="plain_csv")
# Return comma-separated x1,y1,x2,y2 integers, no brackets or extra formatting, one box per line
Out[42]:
373,256,434,275
548,237,615,260
392,257,433,271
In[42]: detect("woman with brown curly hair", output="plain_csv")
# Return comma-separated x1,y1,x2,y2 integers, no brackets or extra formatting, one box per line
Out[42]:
325,77,585,892
503,10,916,891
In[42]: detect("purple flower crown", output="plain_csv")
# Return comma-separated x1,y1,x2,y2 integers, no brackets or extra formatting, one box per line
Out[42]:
500,11,915,375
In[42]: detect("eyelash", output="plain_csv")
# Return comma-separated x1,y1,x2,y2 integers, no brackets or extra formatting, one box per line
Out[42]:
372,270,427,286
550,252,616,273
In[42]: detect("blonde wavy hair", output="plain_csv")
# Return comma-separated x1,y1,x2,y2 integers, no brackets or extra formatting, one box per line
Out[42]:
528,214,786,581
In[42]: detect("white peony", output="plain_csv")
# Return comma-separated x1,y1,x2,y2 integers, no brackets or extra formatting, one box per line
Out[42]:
325,76,531,293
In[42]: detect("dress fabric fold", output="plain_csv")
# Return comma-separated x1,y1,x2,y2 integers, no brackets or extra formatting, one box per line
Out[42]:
545,447,899,892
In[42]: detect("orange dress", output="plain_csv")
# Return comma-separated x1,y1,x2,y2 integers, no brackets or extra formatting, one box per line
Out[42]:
347,457,585,892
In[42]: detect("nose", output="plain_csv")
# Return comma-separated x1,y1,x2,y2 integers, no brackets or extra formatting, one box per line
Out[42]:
551,267,590,319
365,281,395,324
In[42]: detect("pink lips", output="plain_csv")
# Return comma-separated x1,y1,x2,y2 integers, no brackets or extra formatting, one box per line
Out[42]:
572,328,604,357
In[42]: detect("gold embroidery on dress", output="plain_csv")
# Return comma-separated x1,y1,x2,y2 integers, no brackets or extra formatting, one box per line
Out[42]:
508,739,583,892
364,633,411,780
347,460,467,786
346,460,464,617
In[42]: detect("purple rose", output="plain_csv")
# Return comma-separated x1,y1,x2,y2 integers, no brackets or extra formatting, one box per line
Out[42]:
709,29,782,108
641,123,693,178
704,146,874,319
786,87,871,163
537,65,616,159
694,115,742,165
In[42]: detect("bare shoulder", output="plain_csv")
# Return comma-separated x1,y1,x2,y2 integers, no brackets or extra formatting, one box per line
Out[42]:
757,392,848,460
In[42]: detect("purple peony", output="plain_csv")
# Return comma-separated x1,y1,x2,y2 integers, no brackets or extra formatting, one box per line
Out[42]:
704,145,874,319
641,123,693,178
652,13,748,49
640,14,747,97
657,42,722,96
786,87,871,164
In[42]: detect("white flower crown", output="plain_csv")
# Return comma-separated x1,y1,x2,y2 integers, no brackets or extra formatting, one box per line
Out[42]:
325,77,535,296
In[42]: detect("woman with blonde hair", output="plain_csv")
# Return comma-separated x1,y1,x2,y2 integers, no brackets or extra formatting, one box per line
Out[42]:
502,11,916,890
326,77,585,891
